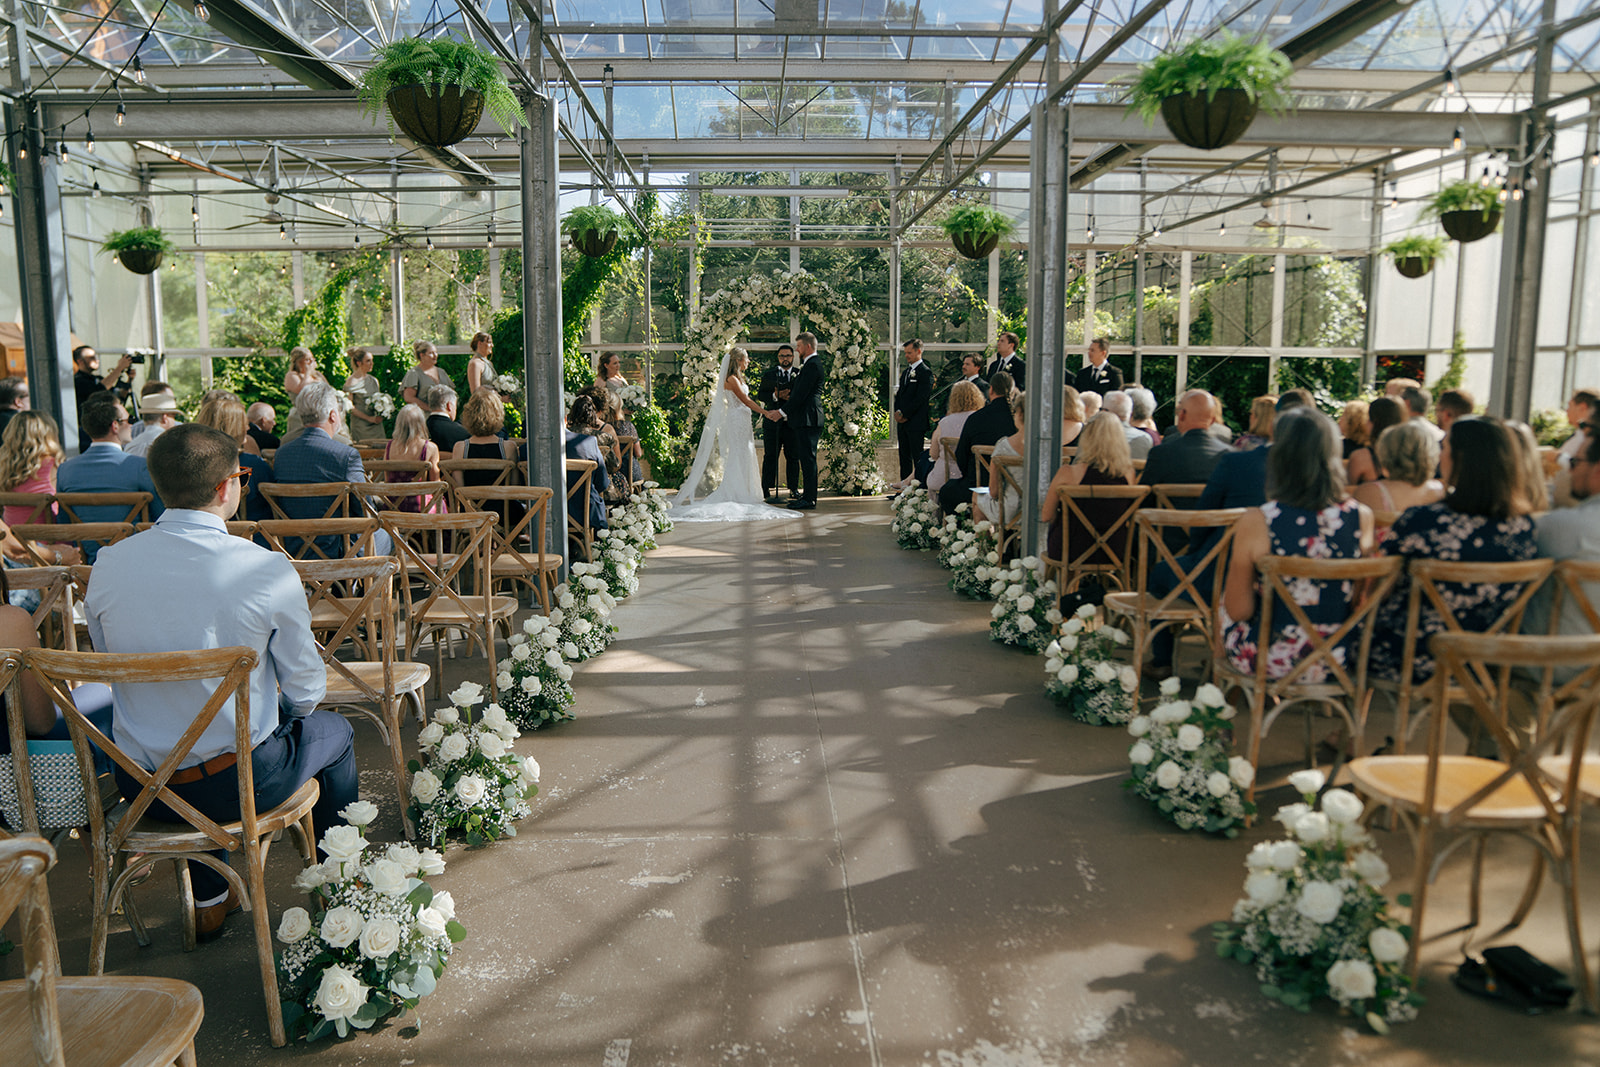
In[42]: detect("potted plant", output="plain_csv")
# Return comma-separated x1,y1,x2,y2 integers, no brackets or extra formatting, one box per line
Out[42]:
562,204,627,258
1424,180,1502,243
1125,32,1294,151
102,226,176,275
941,204,1016,260
356,36,526,149
1381,234,1450,279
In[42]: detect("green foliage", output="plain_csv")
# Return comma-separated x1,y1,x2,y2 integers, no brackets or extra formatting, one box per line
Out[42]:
0,158,14,189
1530,408,1573,447
1424,180,1501,221
1124,32,1294,122
1431,331,1467,402
939,204,1016,240
101,226,176,255
356,35,525,135
1382,233,1450,269
562,204,631,243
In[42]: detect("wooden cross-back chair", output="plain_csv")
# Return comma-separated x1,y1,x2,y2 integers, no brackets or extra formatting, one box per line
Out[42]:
130,521,258,539
453,484,558,611
257,480,355,521
1150,483,1204,509
1215,555,1404,803
0,492,53,526
26,645,318,1047
11,523,135,567
52,492,153,525
1102,508,1246,684
355,446,388,462
440,457,515,493
990,454,1025,559
933,435,959,491
565,459,598,562
1377,558,1557,754
969,444,996,492
3,566,80,652
293,557,427,838
256,517,380,563
362,458,432,483
1347,632,1600,1012
376,510,517,699
0,835,206,1067
1043,484,1150,595
358,480,452,518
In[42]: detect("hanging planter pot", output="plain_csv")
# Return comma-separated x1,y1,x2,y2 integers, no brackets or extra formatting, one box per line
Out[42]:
1393,256,1432,279
563,205,628,258
950,231,1001,260
1381,234,1448,280
1425,180,1503,244
1159,89,1259,151
573,230,619,258
117,249,165,275
941,205,1014,261
102,226,176,276
385,84,486,148
1126,33,1293,152
357,36,525,147
1439,208,1502,244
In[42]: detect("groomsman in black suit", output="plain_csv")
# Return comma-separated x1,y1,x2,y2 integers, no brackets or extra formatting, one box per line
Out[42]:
986,331,1025,389
1072,336,1124,396
766,331,825,510
958,354,985,389
893,339,933,481
757,344,800,500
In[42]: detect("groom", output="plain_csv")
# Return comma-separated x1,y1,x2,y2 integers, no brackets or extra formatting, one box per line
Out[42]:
766,331,823,510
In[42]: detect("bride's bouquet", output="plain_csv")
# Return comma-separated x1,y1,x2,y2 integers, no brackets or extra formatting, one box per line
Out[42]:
369,393,396,421
497,615,576,729
988,556,1061,652
407,682,540,848
891,486,940,551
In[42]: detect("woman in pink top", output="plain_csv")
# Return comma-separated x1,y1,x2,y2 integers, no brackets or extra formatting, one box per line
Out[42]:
0,412,64,527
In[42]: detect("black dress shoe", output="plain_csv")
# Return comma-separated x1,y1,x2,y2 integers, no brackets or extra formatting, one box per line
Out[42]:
195,886,243,943
787,499,816,510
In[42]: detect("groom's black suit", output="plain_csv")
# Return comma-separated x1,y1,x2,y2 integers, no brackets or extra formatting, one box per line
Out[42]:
756,361,800,495
776,352,825,504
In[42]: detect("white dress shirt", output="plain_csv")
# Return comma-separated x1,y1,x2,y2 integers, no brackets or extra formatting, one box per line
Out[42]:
122,423,167,458
84,509,326,770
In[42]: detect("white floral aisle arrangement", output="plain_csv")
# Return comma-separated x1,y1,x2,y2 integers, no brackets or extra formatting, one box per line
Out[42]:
890,486,940,551
946,519,998,600
988,556,1062,652
636,481,674,535
555,576,617,660
1045,605,1138,725
275,802,464,1041
933,507,969,569
407,683,541,848
610,499,658,552
1125,679,1255,835
1215,771,1422,1033
591,530,642,598
680,269,885,495
497,615,576,729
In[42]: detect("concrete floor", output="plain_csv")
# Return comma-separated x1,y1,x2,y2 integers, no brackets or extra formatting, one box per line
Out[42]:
10,498,1600,1065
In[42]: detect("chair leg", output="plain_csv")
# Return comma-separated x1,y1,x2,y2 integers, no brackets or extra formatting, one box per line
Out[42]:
88,835,113,974
1404,820,1436,983
177,858,197,953
178,1041,197,1067
386,695,414,840
246,843,289,1047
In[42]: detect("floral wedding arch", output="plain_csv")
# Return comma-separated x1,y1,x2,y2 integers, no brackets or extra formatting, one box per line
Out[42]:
681,269,886,495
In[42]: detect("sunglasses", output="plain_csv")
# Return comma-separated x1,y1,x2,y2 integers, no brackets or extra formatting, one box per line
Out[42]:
214,466,251,494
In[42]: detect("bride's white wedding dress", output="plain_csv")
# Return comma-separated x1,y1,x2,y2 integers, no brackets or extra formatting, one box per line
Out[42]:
673,351,797,522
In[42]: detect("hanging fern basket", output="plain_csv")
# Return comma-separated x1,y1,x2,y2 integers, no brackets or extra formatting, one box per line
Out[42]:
951,232,1001,260
386,84,485,148
1393,256,1434,279
1160,89,1259,151
117,249,164,275
573,231,619,258
1439,208,1501,244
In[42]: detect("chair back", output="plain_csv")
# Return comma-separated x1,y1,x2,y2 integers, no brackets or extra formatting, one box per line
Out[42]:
356,446,388,462
936,435,959,486
566,459,597,560
3,566,79,651
970,444,996,488
377,509,499,631
25,646,261,857
0,492,53,525
10,523,135,566
1131,508,1247,638
51,492,153,525
1546,559,1600,636
292,557,397,709
1150,483,1204,509
991,454,1024,558
358,480,451,517
258,480,354,520
363,459,431,481
1055,484,1150,591
441,457,514,489
257,517,380,561
0,835,68,1067
1060,445,1077,464
1251,554,1404,697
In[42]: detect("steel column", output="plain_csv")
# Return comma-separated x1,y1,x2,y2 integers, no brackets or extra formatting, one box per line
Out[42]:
521,86,568,566
1022,92,1068,558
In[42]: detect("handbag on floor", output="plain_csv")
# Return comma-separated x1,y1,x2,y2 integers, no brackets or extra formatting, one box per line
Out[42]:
0,740,88,831
1453,946,1575,1014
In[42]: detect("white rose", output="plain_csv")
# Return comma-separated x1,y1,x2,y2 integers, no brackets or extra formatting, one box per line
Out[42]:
478,732,508,759
411,768,442,804
293,864,328,892
544,649,564,669
1194,683,1226,707
1119,667,1138,693
1205,771,1233,798
1044,609,1063,625
1274,802,1311,832
1296,880,1345,925
417,848,447,876
1045,657,1063,674
540,631,559,648
436,733,470,763
320,825,366,866
1244,870,1286,906
563,641,581,659
587,594,607,611
416,906,449,940
1063,618,1084,635
1021,556,1039,569
1368,927,1408,964
455,775,488,805
1127,716,1151,738
1176,724,1205,751
1057,664,1079,685
572,618,593,635
1129,741,1154,766
523,616,546,634
449,681,485,707
497,671,514,690
312,964,368,1023
1017,594,1035,612
1075,603,1097,619
1326,959,1376,1001
481,704,511,732
364,858,409,897
1321,789,1364,825
557,663,573,681
338,799,379,827
1159,676,1182,697
1092,662,1117,684
1266,840,1302,870
1227,756,1255,789
417,722,445,749
277,906,312,943
521,675,542,696
512,643,532,661
319,905,365,949
431,890,456,921
434,705,460,726
1151,700,1190,724
358,915,404,959
1058,635,1078,653
1154,761,1184,790
520,755,541,785
385,842,421,875
1017,616,1037,633
1294,812,1331,845
1352,849,1391,888
1288,769,1327,796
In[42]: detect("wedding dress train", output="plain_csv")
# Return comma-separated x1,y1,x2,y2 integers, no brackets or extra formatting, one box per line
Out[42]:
672,350,798,522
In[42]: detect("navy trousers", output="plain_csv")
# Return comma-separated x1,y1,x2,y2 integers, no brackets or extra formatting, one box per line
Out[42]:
115,705,357,903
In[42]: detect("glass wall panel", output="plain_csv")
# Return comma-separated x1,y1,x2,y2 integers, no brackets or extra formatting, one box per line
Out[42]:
1539,219,1576,348
1282,254,1366,348
1190,253,1276,348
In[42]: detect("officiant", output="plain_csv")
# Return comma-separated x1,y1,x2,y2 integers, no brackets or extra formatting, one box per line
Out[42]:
757,344,801,501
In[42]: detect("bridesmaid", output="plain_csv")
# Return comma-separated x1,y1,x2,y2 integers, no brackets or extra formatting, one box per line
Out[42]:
401,339,455,408
281,346,327,437
343,347,388,443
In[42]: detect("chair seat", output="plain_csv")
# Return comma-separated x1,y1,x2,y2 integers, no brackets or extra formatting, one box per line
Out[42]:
1102,591,1206,622
324,660,432,701
0,975,204,1067
412,597,519,627
1537,755,1600,799
117,778,320,852
1347,755,1553,821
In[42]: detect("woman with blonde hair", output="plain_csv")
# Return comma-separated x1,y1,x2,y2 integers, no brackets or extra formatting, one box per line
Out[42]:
1338,399,1369,460
1505,419,1550,513
0,411,64,528
281,346,327,437
1345,396,1405,485
343,346,387,443
1234,395,1277,451
384,404,443,512
196,396,274,521
1042,411,1137,565
922,380,985,495
1061,384,1087,448
400,338,454,408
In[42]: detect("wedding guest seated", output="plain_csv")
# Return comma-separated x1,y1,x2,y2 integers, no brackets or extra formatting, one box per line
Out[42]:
126,380,175,447
452,390,518,473
975,391,1026,524
1043,411,1137,566
0,593,114,774
1140,389,1226,488
1367,417,1538,686
1350,419,1443,540
0,377,28,438
1338,400,1369,461
565,395,611,542
1060,385,1087,448
383,405,443,513
274,383,392,555
1556,388,1597,469
1522,432,1600,682
246,402,279,454
1435,388,1474,436
194,395,273,522
56,393,166,558
1080,390,1102,420
937,372,1015,515
1101,391,1152,460
1506,420,1549,513
1220,410,1374,681
1399,385,1444,446
85,422,356,940
1233,395,1276,451
1345,396,1405,485
1384,376,1420,398
425,385,471,455
1208,395,1235,444
122,391,180,458
1127,387,1161,448
926,381,984,497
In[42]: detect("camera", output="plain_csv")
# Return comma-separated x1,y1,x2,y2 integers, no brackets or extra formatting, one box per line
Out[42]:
127,353,146,364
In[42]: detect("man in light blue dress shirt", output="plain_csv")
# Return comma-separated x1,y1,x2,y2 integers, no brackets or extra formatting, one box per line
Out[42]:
85,423,358,938
1523,430,1600,683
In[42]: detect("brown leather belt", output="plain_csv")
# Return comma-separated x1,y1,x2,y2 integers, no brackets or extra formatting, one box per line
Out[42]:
168,751,238,785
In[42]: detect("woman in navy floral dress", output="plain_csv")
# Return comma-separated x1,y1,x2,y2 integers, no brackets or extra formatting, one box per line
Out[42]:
1221,410,1376,681
1368,417,1537,684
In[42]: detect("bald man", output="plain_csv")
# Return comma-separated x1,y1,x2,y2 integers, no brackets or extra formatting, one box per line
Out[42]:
1140,390,1228,487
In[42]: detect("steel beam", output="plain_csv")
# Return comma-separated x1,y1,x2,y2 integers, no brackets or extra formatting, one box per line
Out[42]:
521,86,568,569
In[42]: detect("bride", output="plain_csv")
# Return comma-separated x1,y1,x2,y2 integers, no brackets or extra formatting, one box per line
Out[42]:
672,346,798,522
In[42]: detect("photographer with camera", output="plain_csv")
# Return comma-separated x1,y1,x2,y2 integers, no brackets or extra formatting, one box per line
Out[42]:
72,346,136,452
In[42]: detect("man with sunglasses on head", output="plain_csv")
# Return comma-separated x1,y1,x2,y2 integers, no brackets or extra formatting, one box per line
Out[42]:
84,422,358,942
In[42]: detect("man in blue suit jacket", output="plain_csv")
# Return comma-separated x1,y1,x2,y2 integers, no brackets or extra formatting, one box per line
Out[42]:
273,383,390,556
55,393,164,561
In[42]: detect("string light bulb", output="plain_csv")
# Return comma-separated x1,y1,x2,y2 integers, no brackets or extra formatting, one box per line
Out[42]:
194,0,209,20
1218,219,1226,237
1452,126,1463,151
279,223,287,240
1442,66,1458,96
191,196,199,222
1480,165,1493,187
425,235,433,251
132,55,145,84
84,125,94,153
1590,147,1599,168
1085,215,1095,242
1511,178,1524,202
1151,219,1162,238
58,139,69,163
92,181,101,198
115,101,126,126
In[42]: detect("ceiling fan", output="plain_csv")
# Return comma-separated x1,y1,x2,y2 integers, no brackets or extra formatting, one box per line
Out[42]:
1251,206,1330,232
222,205,347,232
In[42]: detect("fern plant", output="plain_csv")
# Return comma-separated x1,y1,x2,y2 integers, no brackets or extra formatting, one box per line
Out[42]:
1381,234,1449,270
1423,180,1501,221
562,204,629,244
939,204,1015,241
101,226,177,255
1124,32,1293,122
356,36,525,134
